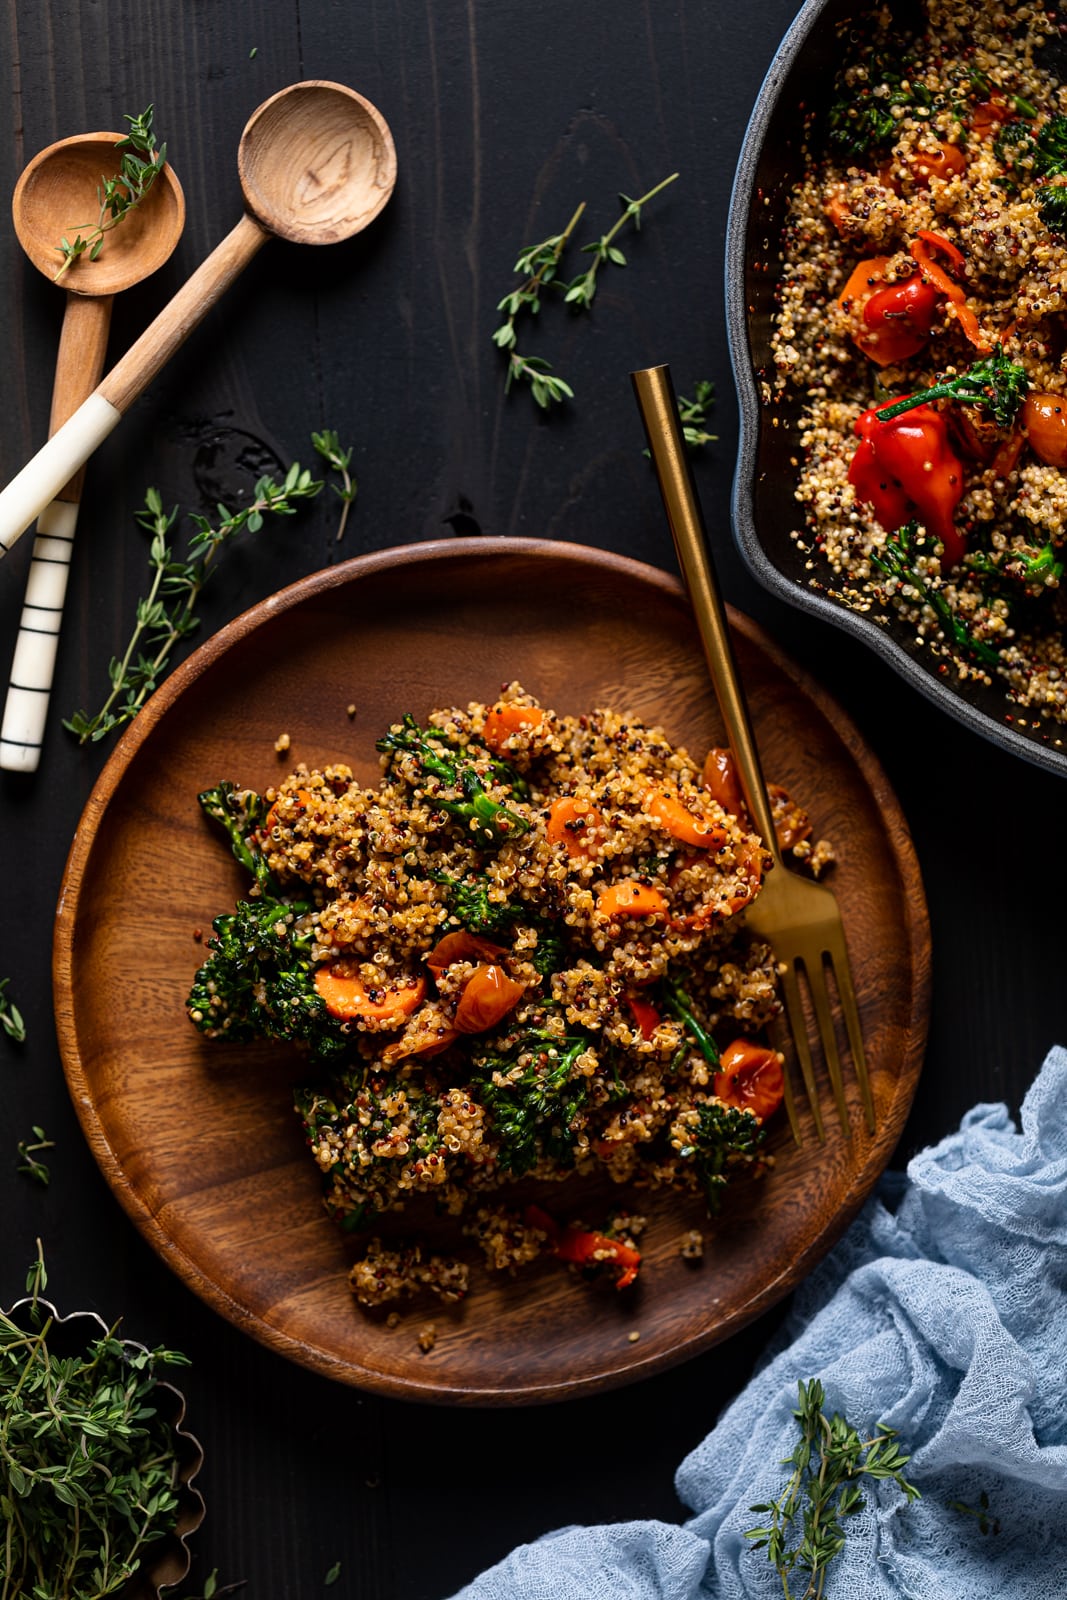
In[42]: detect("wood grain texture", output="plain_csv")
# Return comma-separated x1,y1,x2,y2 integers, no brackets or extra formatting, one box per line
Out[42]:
54,540,930,1404
0,0,1063,1592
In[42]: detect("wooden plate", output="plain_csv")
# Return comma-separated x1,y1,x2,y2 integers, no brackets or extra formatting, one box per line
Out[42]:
54,538,930,1405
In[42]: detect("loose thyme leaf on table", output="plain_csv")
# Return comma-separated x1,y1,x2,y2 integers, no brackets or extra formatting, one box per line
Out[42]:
0,975,26,1043
16,1125,54,1186
492,174,679,408
54,105,168,283
65,433,354,746
746,1379,920,1600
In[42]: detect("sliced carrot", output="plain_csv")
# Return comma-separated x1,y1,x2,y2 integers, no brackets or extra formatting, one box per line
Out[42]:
313,963,426,1022
425,930,506,978
482,703,545,753
989,425,1026,478
453,964,526,1033
643,789,728,849
546,795,605,862
713,1038,785,1121
625,992,661,1041
596,881,669,920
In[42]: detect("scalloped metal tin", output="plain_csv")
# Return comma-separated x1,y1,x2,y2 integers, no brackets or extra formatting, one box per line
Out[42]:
725,0,1067,778
5,1297,205,1597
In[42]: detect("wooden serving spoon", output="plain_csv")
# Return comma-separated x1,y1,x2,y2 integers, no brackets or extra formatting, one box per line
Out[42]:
0,82,397,565
0,131,185,773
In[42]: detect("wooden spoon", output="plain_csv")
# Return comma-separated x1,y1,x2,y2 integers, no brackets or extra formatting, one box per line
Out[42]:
0,82,397,563
0,131,185,773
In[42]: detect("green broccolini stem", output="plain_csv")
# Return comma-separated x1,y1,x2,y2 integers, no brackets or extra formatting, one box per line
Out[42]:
874,346,1030,428
660,976,719,1065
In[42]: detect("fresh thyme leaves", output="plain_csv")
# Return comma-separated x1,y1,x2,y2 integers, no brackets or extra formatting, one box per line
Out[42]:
180,1572,248,1599
325,1561,343,1585
746,1379,920,1599
16,1125,54,1185
871,520,1002,667
66,435,353,746
642,379,717,456
949,1490,1001,1536
54,106,168,283
312,429,357,540
492,200,586,407
875,346,1030,428
561,173,679,310
0,976,26,1043
0,1250,193,1598
493,176,678,408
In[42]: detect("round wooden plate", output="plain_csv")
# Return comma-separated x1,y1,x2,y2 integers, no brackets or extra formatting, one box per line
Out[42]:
54,539,930,1405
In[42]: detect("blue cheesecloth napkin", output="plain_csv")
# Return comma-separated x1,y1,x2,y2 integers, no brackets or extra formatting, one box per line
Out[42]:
448,1045,1067,1599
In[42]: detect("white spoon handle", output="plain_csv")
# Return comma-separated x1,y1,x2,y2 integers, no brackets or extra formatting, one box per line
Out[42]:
0,500,81,771
0,393,120,561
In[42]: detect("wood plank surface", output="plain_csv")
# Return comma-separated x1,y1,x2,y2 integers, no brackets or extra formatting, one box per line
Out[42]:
0,1,1065,1596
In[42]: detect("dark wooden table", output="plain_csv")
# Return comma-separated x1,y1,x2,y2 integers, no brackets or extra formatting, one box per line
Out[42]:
1,2,1064,1595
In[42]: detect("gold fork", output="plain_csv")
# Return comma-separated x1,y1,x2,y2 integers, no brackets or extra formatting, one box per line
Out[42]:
632,364,874,1143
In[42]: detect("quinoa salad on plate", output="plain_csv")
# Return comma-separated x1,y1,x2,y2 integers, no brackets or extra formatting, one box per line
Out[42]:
187,685,831,1312
772,0,1067,734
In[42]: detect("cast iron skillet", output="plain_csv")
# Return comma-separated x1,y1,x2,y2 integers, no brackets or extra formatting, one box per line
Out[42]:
725,0,1067,779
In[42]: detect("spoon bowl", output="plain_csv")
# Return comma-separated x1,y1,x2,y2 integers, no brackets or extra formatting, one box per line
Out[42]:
13,130,185,294
238,82,396,245
0,82,396,564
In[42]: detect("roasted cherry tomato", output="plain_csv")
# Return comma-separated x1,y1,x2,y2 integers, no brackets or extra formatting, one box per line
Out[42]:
713,1039,785,1122
453,964,526,1033
1023,392,1067,467
849,403,966,566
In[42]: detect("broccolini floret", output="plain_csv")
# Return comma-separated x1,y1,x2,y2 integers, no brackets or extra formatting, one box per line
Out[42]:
187,895,347,1059
376,715,530,846
471,1026,591,1175
676,1101,766,1211
198,780,273,889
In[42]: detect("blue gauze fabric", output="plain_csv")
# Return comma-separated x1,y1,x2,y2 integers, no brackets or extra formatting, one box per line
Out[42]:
448,1045,1067,1599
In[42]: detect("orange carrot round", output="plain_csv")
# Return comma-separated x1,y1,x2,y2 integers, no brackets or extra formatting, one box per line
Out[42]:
546,795,604,861
482,703,545,753
596,881,669,920
313,964,426,1022
643,789,728,849
453,964,526,1033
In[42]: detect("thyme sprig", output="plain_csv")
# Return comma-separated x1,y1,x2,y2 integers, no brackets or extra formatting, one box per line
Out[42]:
642,379,717,455
0,1245,193,1598
493,175,679,408
54,106,167,283
492,202,587,407
562,172,679,310
312,429,357,541
66,435,354,746
0,977,26,1044
746,1379,920,1599
16,1126,54,1186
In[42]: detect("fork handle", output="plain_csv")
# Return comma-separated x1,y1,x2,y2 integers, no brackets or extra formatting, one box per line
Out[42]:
631,363,781,860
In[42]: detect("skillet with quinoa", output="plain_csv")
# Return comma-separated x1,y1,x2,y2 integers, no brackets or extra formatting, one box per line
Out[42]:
771,0,1067,730
187,685,828,1308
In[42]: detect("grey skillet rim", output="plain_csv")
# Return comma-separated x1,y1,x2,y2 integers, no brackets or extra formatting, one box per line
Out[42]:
724,0,1067,780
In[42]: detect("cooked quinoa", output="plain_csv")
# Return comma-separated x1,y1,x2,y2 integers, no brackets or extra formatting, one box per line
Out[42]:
772,0,1067,728
188,684,812,1307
